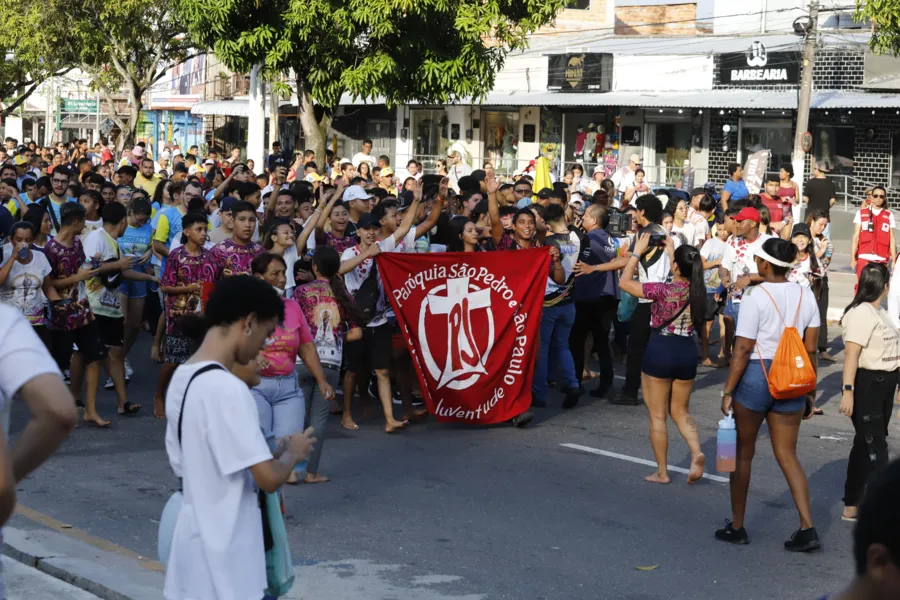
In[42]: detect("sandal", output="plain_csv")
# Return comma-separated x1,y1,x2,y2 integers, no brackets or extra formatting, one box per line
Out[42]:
118,401,141,416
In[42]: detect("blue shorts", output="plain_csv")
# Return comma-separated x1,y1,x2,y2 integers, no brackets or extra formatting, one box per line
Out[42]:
734,361,807,414
641,333,698,381
119,278,148,299
724,297,740,324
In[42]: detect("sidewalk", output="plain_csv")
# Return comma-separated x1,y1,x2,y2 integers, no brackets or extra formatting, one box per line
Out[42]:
4,556,101,599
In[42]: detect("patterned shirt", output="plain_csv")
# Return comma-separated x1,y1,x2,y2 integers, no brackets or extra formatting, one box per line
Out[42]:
643,281,693,337
200,239,265,282
294,279,352,370
44,237,94,331
162,246,208,334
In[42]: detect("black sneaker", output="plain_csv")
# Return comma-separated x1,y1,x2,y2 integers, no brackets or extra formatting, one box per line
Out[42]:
562,387,581,409
511,411,533,427
590,382,612,399
784,527,821,552
715,520,749,545
610,391,640,406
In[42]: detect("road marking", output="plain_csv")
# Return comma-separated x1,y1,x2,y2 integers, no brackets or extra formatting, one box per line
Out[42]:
560,443,730,483
14,504,164,572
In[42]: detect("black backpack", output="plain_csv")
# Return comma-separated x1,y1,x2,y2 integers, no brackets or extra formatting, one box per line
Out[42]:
354,259,381,326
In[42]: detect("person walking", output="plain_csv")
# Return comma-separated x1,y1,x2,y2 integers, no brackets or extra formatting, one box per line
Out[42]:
163,274,316,600
851,185,895,281
720,163,749,210
619,233,707,484
838,263,900,522
717,238,821,552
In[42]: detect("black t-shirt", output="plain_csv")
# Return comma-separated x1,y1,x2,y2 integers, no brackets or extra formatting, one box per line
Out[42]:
805,178,836,216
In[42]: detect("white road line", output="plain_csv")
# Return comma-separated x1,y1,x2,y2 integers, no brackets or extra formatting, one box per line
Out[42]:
560,443,730,483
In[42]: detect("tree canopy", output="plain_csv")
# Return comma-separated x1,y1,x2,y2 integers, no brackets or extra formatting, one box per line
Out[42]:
857,0,900,55
176,0,568,158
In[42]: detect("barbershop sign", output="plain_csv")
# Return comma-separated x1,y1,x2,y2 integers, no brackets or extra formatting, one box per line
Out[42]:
720,42,800,85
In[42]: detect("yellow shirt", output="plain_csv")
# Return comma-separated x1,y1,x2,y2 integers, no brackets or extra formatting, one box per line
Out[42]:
135,174,161,197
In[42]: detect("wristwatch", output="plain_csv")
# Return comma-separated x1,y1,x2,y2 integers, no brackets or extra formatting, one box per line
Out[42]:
843,384,854,392
720,390,732,399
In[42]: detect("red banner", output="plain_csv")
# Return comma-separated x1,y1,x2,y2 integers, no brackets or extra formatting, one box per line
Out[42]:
377,248,550,424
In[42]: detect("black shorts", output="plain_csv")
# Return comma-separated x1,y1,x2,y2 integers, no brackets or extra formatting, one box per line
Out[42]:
165,334,191,365
95,315,125,347
52,320,108,369
344,323,393,373
641,333,698,381
705,292,723,321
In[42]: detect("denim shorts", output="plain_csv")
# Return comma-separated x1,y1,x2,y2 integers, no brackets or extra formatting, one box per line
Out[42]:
724,297,740,325
119,278,148,299
734,360,807,414
641,333,698,381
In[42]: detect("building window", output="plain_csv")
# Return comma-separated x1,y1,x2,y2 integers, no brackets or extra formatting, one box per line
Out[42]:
483,111,520,175
815,125,854,176
567,0,591,9
410,109,449,167
739,118,792,170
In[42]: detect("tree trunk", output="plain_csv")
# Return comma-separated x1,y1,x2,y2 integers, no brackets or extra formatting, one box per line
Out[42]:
296,81,333,174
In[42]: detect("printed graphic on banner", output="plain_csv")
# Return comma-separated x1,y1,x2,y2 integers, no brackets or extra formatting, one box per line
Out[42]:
378,248,550,424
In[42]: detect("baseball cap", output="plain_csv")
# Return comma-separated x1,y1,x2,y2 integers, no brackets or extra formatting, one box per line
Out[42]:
13,155,27,166
173,149,183,157
593,164,605,175
204,159,215,166
220,196,239,213
132,146,144,158
814,160,830,172
733,207,761,223
160,150,171,160
537,187,553,200
629,153,642,164
342,185,373,202
790,223,812,239
397,190,415,211
305,172,324,183
357,213,381,229
381,167,394,177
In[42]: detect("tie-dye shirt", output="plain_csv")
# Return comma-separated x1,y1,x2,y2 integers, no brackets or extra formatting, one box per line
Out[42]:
200,239,265,282
44,237,94,331
161,245,208,335
258,298,313,377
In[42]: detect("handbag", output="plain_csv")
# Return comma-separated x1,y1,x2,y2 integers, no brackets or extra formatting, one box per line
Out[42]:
157,363,225,567
259,490,295,596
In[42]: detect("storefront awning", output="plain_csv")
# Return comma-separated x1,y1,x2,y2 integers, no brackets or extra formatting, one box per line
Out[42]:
811,90,900,109
190,100,292,117
480,90,798,109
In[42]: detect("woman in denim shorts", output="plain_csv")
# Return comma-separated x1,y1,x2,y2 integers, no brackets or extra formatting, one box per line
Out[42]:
717,238,822,553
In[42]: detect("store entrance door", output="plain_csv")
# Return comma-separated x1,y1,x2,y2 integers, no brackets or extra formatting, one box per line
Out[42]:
643,121,692,187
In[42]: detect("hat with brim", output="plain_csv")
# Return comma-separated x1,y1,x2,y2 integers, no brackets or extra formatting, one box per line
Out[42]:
357,213,381,229
733,207,761,223
790,223,812,240
752,243,793,268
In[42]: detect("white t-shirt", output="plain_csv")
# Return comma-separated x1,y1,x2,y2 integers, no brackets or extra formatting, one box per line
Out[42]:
282,245,299,296
164,361,273,600
788,255,812,288
637,248,671,305
340,230,415,327
853,208,896,261
700,237,727,291
735,282,820,360
687,207,710,242
0,247,52,325
351,152,376,169
611,166,635,195
722,233,774,302
672,222,698,247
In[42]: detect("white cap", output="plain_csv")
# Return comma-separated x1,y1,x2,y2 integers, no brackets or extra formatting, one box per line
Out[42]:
204,159,215,166
342,185,373,202
173,149,183,157
629,153,642,164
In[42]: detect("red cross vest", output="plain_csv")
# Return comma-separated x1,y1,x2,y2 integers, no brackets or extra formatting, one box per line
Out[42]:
858,207,893,260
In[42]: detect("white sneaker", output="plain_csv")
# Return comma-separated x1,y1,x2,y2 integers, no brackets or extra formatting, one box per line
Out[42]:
124,359,134,379
104,377,115,390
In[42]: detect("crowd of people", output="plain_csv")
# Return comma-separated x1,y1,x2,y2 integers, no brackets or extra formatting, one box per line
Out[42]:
1,135,900,594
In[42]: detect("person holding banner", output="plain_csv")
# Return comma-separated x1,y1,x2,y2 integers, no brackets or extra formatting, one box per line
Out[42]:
338,190,423,433
619,232,707,484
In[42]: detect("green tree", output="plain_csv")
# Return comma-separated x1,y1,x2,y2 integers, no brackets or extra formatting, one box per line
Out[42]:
18,0,196,148
857,1,900,55
176,0,568,162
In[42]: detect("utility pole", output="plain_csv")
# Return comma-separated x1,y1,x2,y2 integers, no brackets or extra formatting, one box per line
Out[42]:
792,0,818,200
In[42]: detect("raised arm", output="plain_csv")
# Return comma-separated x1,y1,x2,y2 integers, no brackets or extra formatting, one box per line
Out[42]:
486,174,504,244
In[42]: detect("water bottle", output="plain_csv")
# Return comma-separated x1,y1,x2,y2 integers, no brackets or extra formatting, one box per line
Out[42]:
716,411,737,473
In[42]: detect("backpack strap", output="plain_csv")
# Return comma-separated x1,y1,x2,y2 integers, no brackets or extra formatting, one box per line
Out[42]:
40,197,62,234
177,363,226,445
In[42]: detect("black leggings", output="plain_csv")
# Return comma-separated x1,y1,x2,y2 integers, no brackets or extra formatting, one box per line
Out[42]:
569,297,617,386
843,368,898,507
623,303,652,397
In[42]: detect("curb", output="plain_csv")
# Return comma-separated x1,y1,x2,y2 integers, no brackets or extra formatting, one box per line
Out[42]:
2,526,164,600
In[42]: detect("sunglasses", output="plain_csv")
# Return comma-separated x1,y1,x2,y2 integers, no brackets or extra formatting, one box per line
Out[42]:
873,194,886,199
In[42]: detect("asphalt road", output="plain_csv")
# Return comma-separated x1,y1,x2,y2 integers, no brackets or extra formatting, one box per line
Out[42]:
8,333,898,600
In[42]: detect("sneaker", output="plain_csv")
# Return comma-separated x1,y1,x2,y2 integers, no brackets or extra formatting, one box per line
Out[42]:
124,359,134,379
590,382,612,399
784,527,821,552
104,377,114,390
511,411,533,427
715,520,749,545
610,391,640,406
562,387,581,409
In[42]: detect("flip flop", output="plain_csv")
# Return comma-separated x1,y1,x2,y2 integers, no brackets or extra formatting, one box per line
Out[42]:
118,401,141,416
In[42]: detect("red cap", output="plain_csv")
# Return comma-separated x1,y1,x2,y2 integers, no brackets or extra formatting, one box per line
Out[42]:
733,207,761,223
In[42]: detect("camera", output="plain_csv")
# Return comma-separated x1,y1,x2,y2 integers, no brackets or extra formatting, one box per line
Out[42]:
648,233,668,247
606,208,633,237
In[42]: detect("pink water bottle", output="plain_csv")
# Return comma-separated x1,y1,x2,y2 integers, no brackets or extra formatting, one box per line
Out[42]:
716,411,737,473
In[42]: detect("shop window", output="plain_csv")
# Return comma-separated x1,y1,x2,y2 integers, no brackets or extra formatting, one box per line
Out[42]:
739,118,792,171
410,109,449,168
567,0,591,9
484,111,520,175
815,125,854,176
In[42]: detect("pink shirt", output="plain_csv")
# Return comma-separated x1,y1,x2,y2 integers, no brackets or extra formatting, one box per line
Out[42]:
258,298,313,377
